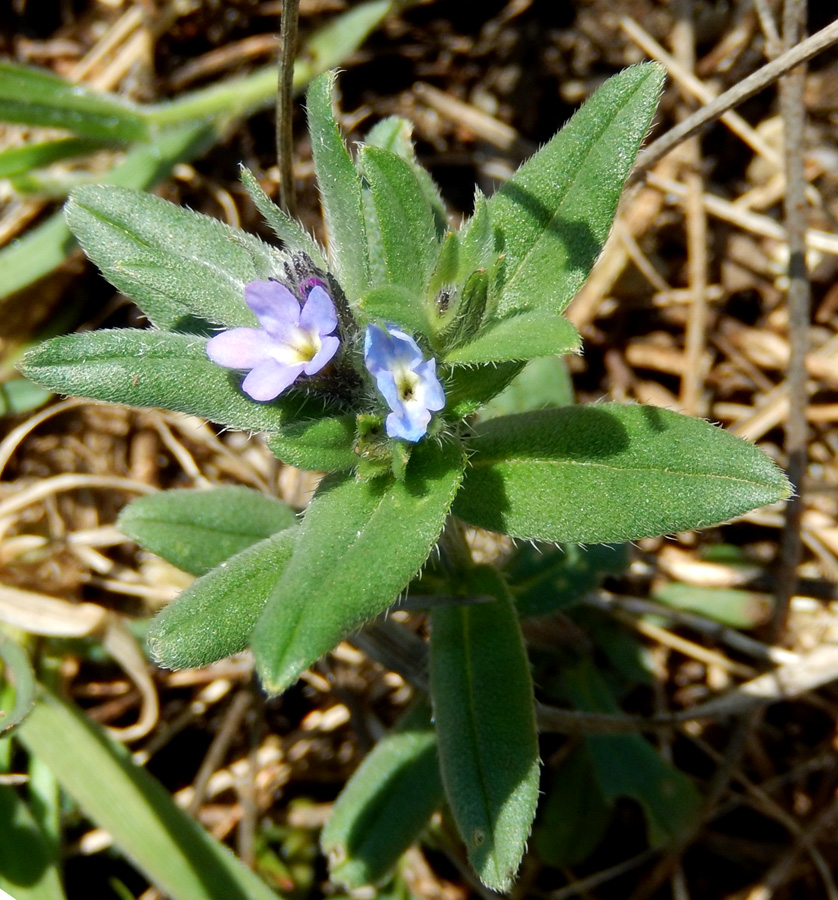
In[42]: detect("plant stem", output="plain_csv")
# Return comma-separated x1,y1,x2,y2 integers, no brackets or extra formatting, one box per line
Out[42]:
277,0,300,216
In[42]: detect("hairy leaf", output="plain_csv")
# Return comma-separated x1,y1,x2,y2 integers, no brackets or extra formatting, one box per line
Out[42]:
455,404,791,543
253,438,464,694
431,566,540,892
119,486,296,576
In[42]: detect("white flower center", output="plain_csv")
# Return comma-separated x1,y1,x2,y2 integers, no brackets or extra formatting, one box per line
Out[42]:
395,366,421,405
279,325,321,365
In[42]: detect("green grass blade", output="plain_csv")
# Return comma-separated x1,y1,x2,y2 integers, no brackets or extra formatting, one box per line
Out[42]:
16,690,282,900
0,61,150,142
0,635,35,737
0,137,105,178
0,122,213,303
0,783,67,900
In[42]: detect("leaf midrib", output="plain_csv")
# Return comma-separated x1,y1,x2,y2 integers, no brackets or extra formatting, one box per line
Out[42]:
469,454,777,487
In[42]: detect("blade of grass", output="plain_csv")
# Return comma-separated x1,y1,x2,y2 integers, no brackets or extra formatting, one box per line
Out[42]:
0,635,35,736
0,122,214,302
0,61,150,142
0,783,67,900
0,137,106,179
16,689,281,900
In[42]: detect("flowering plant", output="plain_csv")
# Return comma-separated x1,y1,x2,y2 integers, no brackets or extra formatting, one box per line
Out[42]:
20,66,789,891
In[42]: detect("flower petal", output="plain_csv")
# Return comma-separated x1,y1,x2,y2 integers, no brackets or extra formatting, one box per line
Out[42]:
299,285,338,335
206,328,276,369
303,334,340,375
416,359,446,411
363,324,395,376
387,408,431,443
245,281,301,338
387,326,423,368
241,359,306,402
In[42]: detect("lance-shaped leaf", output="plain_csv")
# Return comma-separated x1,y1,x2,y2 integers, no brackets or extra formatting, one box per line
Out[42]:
364,115,447,237
18,329,334,433
119,486,297,577
488,62,665,316
252,438,465,695
443,311,581,365
322,701,443,888
148,528,298,669
0,60,150,142
455,405,791,544
444,361,525,420
430,566,540,893
307,71,370,303
266,414,358,472
65,185,284,332
239,165,327,268
358,145,442,296
358,285,433,344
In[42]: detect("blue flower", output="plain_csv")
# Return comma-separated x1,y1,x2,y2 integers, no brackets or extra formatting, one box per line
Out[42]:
364,324,445,442
207,280,339,402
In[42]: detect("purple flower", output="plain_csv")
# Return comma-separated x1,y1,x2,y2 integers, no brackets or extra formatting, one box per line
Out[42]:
207,280,339,402
364,324,445,442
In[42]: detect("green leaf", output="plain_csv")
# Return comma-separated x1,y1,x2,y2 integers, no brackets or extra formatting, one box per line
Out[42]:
488,63,665,316
253,438,465,695
0,378,52,416
65,184,284,331
0,783,66,900
16,690,281,900
458,191,497,280
306,72,370,303
0,136,104,178
443,361,524,420
506,542,629,619
0,635,36,737
266,414,358,472
364,116,447,238
455,404,791,543
477,354,574,420
118,486,296,576
358,285,433,342
652,582,772,629
322,701,443,888
532,745,611,868
0,61,150,142
18,329,334,433
561,659,700,844
427,230,460,301
444,312,581,365
430,566,540,893
359,145,441,295
435,270,489,351
148,528,297,669
239,165,327,268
